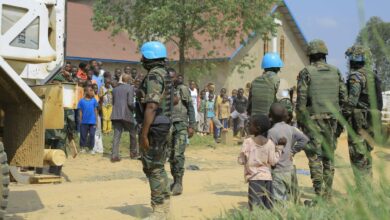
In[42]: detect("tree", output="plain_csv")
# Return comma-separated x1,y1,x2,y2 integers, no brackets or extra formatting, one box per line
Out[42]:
357,16,390,90
92,0,279,74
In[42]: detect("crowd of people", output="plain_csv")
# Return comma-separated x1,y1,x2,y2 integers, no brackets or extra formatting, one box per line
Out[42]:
54,59,256,156
49,39,383,219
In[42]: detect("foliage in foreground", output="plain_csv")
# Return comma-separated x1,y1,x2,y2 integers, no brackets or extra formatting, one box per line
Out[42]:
218,176,390,220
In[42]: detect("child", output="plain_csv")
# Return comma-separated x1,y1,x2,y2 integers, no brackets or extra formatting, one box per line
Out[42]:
267,103,308,203
78,86,99,153
198,90,207,135
238,114,283,210
218,95,230,129
99,78,113,134
205,93,215,136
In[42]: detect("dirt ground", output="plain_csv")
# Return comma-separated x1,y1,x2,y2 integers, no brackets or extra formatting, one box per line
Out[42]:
5,133,390,220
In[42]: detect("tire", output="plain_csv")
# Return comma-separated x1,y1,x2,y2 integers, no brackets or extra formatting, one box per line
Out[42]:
0,142,9,220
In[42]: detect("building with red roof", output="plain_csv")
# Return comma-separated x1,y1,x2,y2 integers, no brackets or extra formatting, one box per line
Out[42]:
66,0,309,92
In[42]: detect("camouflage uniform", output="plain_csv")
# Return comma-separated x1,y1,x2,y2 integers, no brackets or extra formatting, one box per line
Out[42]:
169,83,196,194
247,71,280,116
296,40,347,199
46,74,77,175
138,66,172,206
345,45,375,183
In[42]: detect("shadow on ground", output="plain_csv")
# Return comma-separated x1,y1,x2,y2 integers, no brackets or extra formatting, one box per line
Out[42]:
108,204,152,219
214,191,246,197
7,190,44,214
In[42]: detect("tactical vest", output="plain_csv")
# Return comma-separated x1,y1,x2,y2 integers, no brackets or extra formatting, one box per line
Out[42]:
138,66,173,123
306,64,340,115
172,84,188,123
251,71,279,115
348,70,369,109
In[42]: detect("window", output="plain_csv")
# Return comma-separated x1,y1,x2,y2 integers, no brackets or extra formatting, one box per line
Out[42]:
280,35,285,61
263,34,269,55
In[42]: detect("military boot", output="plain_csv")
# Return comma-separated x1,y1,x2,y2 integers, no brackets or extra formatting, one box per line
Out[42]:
171,177,183,196
143,204,167,220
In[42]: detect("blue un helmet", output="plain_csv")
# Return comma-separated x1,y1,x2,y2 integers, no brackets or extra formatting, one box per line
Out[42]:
140,41,167,60
261,52,284,69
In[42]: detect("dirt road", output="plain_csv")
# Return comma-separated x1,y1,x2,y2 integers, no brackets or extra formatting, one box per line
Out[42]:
6,134,390,220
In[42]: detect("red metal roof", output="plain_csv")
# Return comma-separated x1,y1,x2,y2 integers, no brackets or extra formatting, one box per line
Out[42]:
66,1,306,62
66,1,139,62
66,1,239,62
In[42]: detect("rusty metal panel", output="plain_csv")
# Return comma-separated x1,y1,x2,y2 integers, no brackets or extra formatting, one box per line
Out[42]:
32,84,64,129
4,103,44,167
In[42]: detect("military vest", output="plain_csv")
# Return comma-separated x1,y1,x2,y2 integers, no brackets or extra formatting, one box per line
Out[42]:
251,71,279,115
172,84,189,123
306,64,340,115
348,69,369,109
138,66,173,123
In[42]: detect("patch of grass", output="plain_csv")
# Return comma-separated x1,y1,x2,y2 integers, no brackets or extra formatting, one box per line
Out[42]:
102,133,131,156
217,180,390,220
189,134,217,149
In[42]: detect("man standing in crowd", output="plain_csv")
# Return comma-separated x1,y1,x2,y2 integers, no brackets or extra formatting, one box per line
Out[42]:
97,61,105,77
92,66,104,91
136,41,173,219
124,66,132,76
110,74,138,162
247,52,282,117
168,69,196,196
52,62,74,83
112,68,123,87
344,45,382,187
296,39,347,201
232,88,248,138
131,68,138,82
229,89,238,129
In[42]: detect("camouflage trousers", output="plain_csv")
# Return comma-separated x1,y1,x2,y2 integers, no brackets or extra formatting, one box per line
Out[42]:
348,109,373,185
140,123,171,206
303,118,337,199
169,122,188,179
45,129,67,152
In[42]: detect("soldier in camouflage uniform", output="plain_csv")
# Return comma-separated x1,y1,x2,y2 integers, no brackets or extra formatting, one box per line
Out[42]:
344,45,377,186
247,52,282,117
167,69,196,196
136,41,172,219
296,39,347,200
45,73,77,175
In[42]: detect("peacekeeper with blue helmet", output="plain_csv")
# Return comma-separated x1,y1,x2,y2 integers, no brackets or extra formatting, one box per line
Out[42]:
247,52,283,116
136,41,173,220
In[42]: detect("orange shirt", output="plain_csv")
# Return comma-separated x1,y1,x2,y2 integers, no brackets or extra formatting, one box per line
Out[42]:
76,69,87,80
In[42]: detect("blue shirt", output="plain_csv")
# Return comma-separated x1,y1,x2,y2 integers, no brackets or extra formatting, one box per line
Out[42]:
78,98,98,124
206,101,215,118
92,75,104,91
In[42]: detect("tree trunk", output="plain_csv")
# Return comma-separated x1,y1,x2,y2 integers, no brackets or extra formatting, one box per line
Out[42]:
179,16,187,74
179,42,185,74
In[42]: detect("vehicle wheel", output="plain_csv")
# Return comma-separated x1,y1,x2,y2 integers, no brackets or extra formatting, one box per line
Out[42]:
0,142,9,219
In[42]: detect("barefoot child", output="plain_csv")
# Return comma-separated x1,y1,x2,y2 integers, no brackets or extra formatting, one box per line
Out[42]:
238,114,283,210
267,103,308,202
